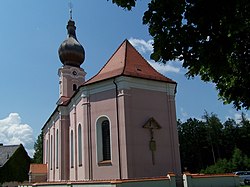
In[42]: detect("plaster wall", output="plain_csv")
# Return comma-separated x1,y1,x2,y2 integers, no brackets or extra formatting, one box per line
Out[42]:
123,87,181,178
43,117,61,181
69,106,77,180
60,114,70,180
48,124,54,181
183,173,240,187
59,66,86,99
68,87,126,181
89,89,121,180
54,120,60,181
68,99,86,180
43,77,181,182
75,100,86,180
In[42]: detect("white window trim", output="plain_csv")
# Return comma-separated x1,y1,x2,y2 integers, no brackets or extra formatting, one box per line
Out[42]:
95,115,112,165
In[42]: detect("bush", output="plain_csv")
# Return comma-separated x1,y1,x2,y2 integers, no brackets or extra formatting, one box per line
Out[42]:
201,148,250,174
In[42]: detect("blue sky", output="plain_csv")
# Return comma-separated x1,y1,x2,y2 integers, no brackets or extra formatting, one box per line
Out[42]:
0,0,249,156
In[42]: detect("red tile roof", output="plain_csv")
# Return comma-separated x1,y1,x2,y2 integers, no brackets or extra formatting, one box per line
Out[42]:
85,40,176,85
29,164,47,174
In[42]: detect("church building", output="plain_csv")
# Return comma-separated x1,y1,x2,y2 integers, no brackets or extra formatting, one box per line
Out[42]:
42,17,181,181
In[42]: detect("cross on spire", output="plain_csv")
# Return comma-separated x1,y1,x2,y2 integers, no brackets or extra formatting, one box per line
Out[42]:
69,0,73,20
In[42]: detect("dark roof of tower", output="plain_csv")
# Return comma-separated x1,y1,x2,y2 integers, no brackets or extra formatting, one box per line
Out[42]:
58,19,85,67
85,39,176,85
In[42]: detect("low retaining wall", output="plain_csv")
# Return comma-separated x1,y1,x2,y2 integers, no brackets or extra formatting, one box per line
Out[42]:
183,173,240,187
18,173,241,187
19,174,176,187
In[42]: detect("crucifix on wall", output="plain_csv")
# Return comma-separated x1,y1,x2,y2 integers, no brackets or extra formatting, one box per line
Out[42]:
143,117,161,165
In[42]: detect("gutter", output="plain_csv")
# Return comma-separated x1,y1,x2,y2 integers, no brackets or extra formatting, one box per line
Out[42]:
113,78,122,179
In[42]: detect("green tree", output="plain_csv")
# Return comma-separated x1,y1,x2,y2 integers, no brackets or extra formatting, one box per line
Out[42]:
33,132,43,163
201,158,232,174
109,0,250,110
202,148,250,174
203,112,223,163
237,113,250,156
221,118,239,159
178,118,208,172
178,112,250,172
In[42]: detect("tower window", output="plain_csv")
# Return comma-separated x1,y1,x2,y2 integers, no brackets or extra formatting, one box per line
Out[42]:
73,84,77,91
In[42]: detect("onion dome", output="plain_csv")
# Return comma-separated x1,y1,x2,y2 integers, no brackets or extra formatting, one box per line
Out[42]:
58,19,85,67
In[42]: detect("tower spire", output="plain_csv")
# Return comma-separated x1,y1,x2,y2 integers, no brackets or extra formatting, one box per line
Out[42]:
56,0,86,104
58,1,85,67
69,0,73,20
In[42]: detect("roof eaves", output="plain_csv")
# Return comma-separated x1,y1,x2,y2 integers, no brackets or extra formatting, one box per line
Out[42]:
42,106,60,130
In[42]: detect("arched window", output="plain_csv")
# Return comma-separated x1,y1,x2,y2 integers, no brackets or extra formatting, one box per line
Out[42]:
50,135,53,170
73,84,77,91
46,139,49,164
96,117,111,163
56,129,59,169
70,130,74,168
102,120,111,161
78,124,82,166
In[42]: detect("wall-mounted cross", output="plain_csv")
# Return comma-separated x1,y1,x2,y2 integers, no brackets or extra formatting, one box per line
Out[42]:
143,117,161,165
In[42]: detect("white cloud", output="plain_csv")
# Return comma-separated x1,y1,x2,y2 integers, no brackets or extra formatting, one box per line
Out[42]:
178,107,189,122
129,37,154,54
0,113,34,157
234,113,242,123
149,60,181,74
225,111,250,124
129,37,182,74
234,113,250,123
180,107,189,118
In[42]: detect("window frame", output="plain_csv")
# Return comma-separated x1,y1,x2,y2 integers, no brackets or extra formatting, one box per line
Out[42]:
78,124,83,167
70,130,74,168
56,129,59,169
96,116,112,166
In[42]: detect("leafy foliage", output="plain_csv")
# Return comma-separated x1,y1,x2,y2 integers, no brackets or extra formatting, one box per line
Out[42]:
33,132,43,164
202,148,250,174
178,118,208,171
109,0,136,10
109,0,250,110
201,159,232,174
178,112,250,173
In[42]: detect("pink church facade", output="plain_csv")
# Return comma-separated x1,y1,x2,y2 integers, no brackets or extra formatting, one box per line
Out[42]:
42,18,181,182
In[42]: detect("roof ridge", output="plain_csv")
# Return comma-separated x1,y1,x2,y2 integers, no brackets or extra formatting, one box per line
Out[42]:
0,144,20,147
122,40,176,84
121,39,129,75
85,39,127,84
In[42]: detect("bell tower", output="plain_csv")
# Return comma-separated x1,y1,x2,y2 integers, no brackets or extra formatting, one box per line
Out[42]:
57,16,86,104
